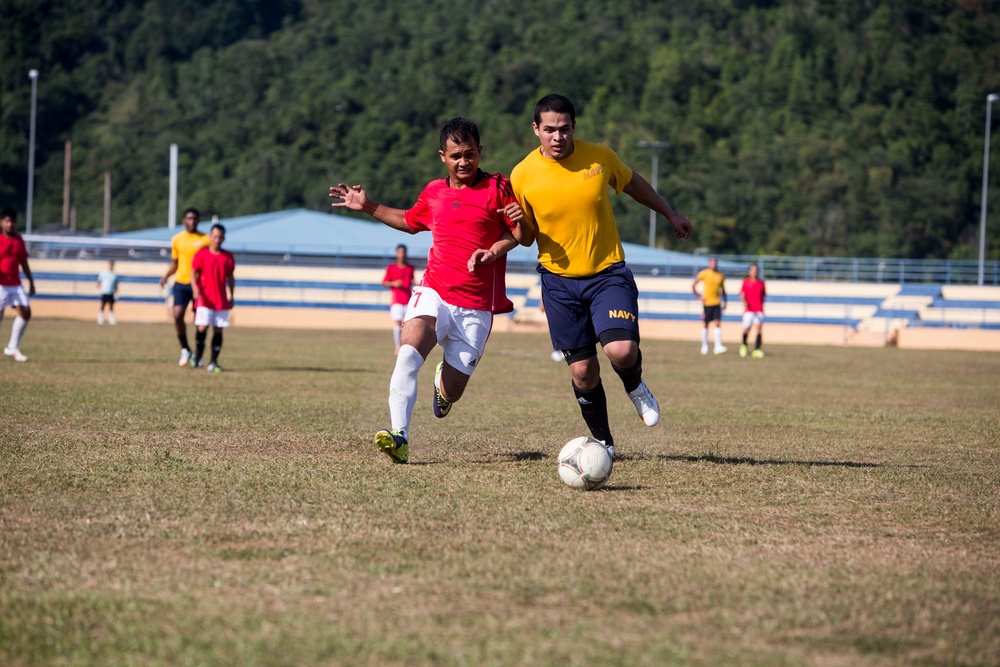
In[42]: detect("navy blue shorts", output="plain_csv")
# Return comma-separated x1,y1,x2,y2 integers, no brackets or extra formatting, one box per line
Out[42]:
539,262,640,360
172,282,194,309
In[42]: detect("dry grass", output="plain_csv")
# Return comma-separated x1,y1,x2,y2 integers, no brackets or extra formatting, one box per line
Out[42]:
1,319,998,666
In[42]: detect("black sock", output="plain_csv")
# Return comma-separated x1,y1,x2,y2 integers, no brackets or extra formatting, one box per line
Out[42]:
195,329,207,360
742,331,748,345
210,331,223,363
178,332,190,351
572,379,613,447
610,348,643,394
755,333,762,350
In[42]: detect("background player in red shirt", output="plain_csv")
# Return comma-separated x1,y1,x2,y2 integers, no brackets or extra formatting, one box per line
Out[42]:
383,244,415,354
0,208,35,362
330,117,531,464
739,263,766,358
191,224,236,372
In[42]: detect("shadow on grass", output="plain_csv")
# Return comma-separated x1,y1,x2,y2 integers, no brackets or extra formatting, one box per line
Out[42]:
657,453,886,468
252,366,370,373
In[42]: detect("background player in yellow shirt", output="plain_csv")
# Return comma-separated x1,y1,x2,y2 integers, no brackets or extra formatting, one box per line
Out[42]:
692,256,728,355
159,208,208,366
511,94,693,460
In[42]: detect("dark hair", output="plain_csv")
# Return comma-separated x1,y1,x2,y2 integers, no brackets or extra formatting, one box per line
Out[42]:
211,223,226,234
439,117,480,151
183,207,200,219
396,244,407,252
0,207,16,221
534,94,576,125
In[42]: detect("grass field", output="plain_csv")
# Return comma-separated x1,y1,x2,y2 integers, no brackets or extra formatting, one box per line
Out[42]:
1,319,999,666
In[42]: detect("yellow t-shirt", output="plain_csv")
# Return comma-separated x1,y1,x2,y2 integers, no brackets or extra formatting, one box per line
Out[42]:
511,140,633,278
696,269,726,306
171,230,209,284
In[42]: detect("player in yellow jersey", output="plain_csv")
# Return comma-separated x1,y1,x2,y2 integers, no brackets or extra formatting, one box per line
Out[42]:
511,94,693,460
159,208,208,366
692,256,728,355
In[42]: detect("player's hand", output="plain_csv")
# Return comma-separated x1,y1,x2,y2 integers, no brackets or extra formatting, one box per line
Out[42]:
329,183,367,211
498,202,524,224
667,211,693,240
159,276,167,288
28,281,36,297
468,249,495,271
721,300,727,311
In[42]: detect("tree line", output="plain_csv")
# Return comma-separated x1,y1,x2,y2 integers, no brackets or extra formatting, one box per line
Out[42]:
1,0,998,260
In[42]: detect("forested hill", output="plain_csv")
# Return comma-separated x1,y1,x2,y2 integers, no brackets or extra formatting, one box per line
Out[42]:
1,0,998,259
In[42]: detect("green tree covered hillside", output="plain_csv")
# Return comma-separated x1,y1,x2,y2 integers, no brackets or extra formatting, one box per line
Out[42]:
1,0,999,259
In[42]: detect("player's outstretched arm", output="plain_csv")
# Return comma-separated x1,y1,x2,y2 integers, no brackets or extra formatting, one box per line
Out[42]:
623,171,693,240
329,183,411,233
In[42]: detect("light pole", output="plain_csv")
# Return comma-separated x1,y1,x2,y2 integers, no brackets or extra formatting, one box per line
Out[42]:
638,140,670,248
979,94,1000,286
26,69,39,235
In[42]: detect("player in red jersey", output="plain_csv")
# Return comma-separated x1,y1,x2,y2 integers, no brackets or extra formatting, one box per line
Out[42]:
383,244,415,354
739,263,767,358
191,224,236,372
0,208,35,362
329,117,531,464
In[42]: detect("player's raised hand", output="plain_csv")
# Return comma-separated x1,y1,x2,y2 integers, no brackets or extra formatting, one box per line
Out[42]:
329,183,367,211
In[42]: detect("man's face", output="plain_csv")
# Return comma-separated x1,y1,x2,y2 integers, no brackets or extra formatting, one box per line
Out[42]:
0,216,14,236
438,138,482,185
209,227,224,251
183,212,199,232
396,247,407,264
749,264,758,279
709,257,718,271
533,111,575,160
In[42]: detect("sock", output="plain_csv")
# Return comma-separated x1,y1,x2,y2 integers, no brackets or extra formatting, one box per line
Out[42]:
388,344,424,436
8,316,27,350
573,379,613,447
178,332,190,352
755,333,762,350
701,329,709,347
714,327,723,347
195,329,207,360
392,325,402,350
611,348,643,393
742,331,748,345
210,331,223,363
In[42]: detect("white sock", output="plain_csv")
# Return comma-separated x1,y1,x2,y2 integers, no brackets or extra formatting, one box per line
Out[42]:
388,344,424,436
9,316,27,350
714,327,723,347
701,329,709,346
392,325,402,350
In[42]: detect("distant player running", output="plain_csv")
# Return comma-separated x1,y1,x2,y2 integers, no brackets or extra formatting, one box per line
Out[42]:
0,208,35,362
190,224,236,372
693,256,727,355
330,117,528,464
739,263,766,358
383,244,415,354
160,208,208,367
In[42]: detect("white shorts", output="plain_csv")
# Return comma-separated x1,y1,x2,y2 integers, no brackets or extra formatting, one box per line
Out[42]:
0,285,29,309
195,307,231,328
404,286,492,375
742,311,765,328
389,302,407,322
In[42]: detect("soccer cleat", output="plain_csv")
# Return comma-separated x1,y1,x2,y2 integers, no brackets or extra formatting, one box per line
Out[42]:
375,429,409,464
700,344,709,356
191,355,204,368
752,349,765,359
206,362,222,373
601,440,617,461
178,349,192,367
4,347,27,362
714,345,728,355
108,314,116,326
97,313,104,325
432,361,452,418
627,380,660,427
739,343,748,358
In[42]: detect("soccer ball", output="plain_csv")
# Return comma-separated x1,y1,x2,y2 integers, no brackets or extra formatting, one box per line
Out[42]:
558,436,613,490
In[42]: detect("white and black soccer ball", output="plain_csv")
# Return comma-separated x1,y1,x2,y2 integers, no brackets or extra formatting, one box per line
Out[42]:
557,436,613,490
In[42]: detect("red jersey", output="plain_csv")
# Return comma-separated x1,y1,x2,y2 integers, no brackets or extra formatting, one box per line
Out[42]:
383,263,415,306
740,277,766,312
404,171,518,313
0,233,27,287
192,247,235,310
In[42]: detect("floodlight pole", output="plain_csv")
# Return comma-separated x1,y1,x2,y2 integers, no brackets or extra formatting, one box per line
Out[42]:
26,69,39,235
979,93,999,286
638,140,670,248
